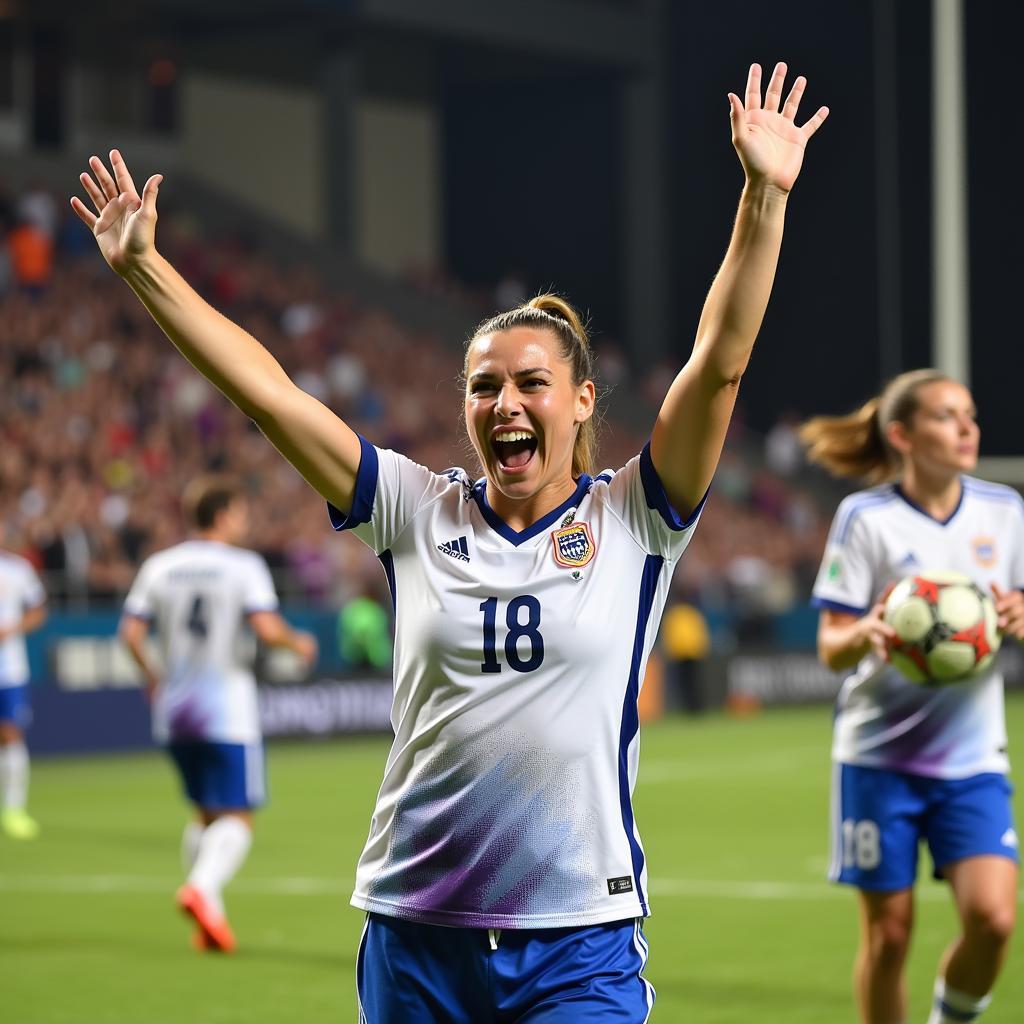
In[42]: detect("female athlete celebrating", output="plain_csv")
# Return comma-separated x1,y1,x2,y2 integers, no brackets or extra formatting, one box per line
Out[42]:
73,62,827,1023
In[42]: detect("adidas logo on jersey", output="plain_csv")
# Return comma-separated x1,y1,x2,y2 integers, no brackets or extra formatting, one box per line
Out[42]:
437,537,470,562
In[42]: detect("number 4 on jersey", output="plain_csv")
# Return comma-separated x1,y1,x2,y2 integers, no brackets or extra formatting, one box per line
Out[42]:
186,593,209,640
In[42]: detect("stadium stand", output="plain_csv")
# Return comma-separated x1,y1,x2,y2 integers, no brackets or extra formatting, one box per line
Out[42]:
0,179,838,654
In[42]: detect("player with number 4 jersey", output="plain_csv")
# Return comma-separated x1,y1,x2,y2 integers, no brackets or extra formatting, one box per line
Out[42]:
120,476,317,953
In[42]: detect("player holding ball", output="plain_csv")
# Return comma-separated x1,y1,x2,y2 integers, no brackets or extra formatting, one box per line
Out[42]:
804,369,1024,1024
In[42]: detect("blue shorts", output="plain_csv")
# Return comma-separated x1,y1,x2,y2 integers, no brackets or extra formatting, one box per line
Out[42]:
0,684,30,729
830,763,1019,891
356,913,655,1023
167,741,266,812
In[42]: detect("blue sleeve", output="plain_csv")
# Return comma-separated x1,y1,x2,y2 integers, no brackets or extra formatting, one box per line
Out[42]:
327,435,379,532
639,441,708,532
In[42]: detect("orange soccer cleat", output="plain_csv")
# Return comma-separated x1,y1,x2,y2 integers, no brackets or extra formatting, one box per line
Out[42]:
176,884,236,953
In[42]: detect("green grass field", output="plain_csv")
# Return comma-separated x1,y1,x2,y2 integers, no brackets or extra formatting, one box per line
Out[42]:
4,698,1023,1023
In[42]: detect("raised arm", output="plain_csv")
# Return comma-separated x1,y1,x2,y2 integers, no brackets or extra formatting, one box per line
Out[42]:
70,151,362,514
650,62,828,515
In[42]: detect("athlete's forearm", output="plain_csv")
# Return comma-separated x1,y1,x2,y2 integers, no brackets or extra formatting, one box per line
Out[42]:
122,252,295,422
125,644,159,688
119,621,160,692
647,184,789,514
122,251,362,513
251,613,306,654
690,181,788,383
14,604,46,637
818,620,872,672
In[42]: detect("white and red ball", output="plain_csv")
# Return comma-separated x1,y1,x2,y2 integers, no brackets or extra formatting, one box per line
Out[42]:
883,570,1000,684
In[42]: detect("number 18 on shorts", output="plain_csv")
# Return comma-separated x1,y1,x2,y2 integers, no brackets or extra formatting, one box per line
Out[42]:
830,763,1019,890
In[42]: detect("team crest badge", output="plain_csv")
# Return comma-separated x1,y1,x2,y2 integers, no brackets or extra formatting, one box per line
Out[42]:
551,522,596,568
972,536,997,567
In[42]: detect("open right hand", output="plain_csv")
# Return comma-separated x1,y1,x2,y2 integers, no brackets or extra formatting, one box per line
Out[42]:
70,149,163,277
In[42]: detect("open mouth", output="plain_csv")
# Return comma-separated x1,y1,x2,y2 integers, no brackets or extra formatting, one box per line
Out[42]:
491,430,538,474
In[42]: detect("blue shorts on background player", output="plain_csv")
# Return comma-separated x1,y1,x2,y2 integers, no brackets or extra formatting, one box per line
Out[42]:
806,370,1024,1024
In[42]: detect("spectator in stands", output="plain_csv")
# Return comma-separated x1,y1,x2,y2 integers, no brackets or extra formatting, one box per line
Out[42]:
337,580,392,672
0,176,830,629
7,214,54,295
660,591,710,713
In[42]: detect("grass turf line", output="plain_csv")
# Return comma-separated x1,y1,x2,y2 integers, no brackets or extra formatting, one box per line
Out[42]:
2,699,1022,1023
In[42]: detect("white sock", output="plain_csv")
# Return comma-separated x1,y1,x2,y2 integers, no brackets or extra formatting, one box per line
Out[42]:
187,816,252,916
927,979,992,1024
0,740,29,811
181,821,205,872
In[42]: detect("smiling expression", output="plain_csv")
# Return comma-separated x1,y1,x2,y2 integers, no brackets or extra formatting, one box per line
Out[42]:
465,327,594,506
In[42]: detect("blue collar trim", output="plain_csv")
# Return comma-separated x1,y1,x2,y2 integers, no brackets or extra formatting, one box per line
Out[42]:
471,475,593,546
893,479,964,527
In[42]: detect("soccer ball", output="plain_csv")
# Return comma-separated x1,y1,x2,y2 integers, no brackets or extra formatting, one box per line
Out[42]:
883,570,1001,684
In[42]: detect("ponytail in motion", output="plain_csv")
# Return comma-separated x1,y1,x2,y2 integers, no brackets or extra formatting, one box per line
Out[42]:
799,369,952,483
466,294,598,477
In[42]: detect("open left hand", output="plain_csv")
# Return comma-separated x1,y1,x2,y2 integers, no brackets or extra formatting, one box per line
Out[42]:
729,62,829,193
991,583,1024,640
70,150,163,277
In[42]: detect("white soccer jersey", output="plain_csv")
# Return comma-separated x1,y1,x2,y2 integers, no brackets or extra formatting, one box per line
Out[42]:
122,540,279,744
812,477,1024,779
0,552,45,688
330,437,703,929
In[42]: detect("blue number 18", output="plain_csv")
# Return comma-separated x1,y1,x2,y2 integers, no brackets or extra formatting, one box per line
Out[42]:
479,596,545,674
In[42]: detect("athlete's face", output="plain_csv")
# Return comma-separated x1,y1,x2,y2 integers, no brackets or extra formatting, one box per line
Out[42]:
465,327,594,500
891,380,979,477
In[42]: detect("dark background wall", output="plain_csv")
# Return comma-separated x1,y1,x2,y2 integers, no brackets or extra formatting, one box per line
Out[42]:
14,0,1017,450
966,1,1023,457
442,51,623,337
666,0,935,434
438,1,1016,451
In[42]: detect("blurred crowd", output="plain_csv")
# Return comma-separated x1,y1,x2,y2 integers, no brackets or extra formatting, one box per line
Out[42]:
0,181,835,636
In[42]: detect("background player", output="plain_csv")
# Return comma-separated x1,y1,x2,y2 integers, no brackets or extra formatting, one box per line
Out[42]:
0,549,47,840
804,370,1024,1024
73,61,827,1018
120,475,317,952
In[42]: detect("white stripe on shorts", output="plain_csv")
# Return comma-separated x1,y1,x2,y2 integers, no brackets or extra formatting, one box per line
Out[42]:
828,760,843,882
244,743,265,805
355,914,370,1023
632,919,655,1022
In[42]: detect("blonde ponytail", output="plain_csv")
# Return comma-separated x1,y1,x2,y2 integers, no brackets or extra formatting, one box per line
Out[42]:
800,368,952,483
